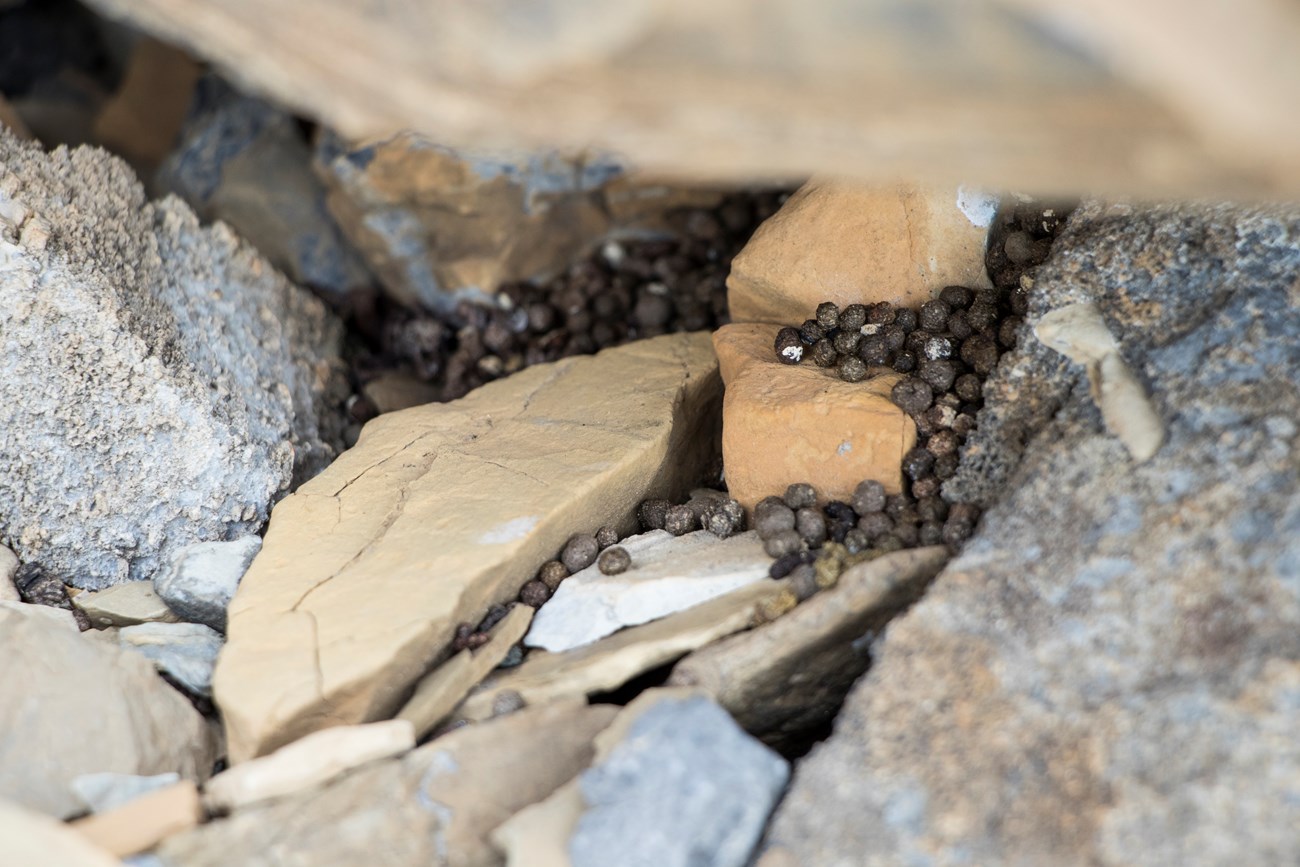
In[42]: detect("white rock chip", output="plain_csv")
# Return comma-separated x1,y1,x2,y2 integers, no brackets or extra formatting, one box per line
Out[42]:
74,581,179,628
119,622,224,697
203,720,414,814
525,530,771,653
0,605,216,818
72,772,181,814
153,536,261,632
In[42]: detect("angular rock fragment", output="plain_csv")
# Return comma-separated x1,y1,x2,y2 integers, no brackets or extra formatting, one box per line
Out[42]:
0,605,216,818
70,781,201,858
456,579,792,724
525,529,771,653
727,180,993,324
0,544,20,603
0,799,122,867
73,580,179,628
215,333,721,762
120,622,224,698
669,546,948,750
153,702,617,867
0,130,347,589
153,536,261,632
714,322,915,510
766,201,1300,866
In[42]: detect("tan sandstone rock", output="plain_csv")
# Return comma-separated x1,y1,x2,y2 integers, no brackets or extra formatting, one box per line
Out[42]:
215,333,721,762
713,322,915,511
0,800,122,867
73,580,180,628
91,37,201,173
71,781,201,858
727,181,994,325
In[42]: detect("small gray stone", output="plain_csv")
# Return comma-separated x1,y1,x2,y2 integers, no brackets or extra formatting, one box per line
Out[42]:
153,536,261,632
570,695,788,867
120,622,224,698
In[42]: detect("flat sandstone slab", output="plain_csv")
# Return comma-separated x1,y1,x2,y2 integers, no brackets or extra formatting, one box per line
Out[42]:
714,322,914,510
215,333,721,762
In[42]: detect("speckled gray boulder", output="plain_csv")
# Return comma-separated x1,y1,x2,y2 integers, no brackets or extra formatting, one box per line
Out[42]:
765,201,1300,866
0,130,347,589
572,695,788,867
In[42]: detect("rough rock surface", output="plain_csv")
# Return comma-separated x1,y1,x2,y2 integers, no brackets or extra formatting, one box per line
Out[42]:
159,77,371,301
714,322,914,510
727,181,993,324
765,201,1300,865
153,702,617,867
0,130,347,589
670,546,948,751
572,693,788,867
153,536,261,632
215,333,721,762
1,544,23,602
0,604,216,818
525,529,771,653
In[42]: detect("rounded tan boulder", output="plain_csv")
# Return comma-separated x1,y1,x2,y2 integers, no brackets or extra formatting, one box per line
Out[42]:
726,181,995,324
714,323,915,511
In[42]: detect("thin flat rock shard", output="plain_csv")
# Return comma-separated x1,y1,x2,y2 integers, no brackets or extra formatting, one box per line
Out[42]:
213,333,721,762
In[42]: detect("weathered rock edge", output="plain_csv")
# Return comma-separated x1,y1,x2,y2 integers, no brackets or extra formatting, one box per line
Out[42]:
215,333,721,762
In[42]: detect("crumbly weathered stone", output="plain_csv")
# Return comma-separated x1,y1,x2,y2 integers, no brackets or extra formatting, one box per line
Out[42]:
215,333,721,762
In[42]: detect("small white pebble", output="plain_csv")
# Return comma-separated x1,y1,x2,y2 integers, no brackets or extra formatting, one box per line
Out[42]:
781,345,803,362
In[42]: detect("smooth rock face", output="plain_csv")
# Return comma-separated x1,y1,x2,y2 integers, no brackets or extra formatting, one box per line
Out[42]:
73,580,179,628
0,544,19,602
571,694,788,867
0,799,122,867
525,529,771,652
71,781,201,858
670,546,948,751
315,131,619,312
714,322,914,510
72,772,181,814
0,605,216,818
0,130,347,589
153,702,618,867
153,536,261,632
120,622,224,697
727,181,993,325
766,202,1300,866
215,333,721,762
159,77,371,301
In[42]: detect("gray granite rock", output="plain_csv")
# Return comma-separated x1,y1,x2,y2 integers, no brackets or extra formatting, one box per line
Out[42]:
0,129,347,589
153,536,260,632
572,694,788,867
120,622,224,698
765,201,1300,866
0,604,216,818
158,77,371,303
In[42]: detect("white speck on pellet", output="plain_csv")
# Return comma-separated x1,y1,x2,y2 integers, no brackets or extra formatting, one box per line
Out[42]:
781,345,803,362
478,516,539,544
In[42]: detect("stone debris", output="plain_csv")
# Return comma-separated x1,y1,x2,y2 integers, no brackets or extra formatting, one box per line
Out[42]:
153,536,262,632
493,688,786,867
1035,302,1165,461
203,720,415,814
765,201,1300,866
727,181,993,324
0,544,19,602
0,799,122,867
71,772,181,815
119,622,224,698
0,604,216,819
214,333,721,762
360,372,439,415
670,546,948,750
714,322,914,510
525,529,771,653
158,77,372,302
0,129,348,590
395,603,533,740
73,581,179,628
153,702,617,867
456,578,793,724
71,780,201,858
0,599,80,631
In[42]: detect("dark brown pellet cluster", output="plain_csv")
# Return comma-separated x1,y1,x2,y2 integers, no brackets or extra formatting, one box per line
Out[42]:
14,563,91,631
352,191,787,404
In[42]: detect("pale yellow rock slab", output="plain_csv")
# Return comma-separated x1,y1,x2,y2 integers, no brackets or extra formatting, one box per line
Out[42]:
361,372,438,414
70,781,200,858
0,799,122,867
215,333,722,762
455,580,791,724
727,180,993,325
396,603,533,739
203,719,414,813
74,580,180,628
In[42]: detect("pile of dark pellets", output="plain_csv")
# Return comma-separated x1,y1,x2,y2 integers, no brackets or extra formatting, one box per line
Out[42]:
347,191,788,413
758,200,1072,591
